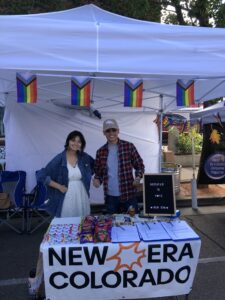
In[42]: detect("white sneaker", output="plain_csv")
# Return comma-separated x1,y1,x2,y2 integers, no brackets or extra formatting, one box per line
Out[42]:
28,277,37,296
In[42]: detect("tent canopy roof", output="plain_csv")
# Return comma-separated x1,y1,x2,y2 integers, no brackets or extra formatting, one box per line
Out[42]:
1,4,225,77
1,4,225,111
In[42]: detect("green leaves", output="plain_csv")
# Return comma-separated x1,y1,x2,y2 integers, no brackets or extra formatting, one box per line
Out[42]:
0,0,161,22
176,128,203,155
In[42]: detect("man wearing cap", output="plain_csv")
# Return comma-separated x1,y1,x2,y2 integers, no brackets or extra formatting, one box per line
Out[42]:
93,119,145,214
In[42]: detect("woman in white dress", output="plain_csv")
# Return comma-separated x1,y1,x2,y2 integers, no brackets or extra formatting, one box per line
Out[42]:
60,153,90,217
30,131,94,299
36,130,94,218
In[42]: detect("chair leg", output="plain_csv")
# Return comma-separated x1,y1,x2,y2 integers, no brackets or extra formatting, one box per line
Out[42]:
0,216,22,234
27,209,51,234
29,216,51,234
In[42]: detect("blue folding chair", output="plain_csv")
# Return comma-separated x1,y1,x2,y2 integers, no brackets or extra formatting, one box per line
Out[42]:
25,181,51,233
0,171,26,233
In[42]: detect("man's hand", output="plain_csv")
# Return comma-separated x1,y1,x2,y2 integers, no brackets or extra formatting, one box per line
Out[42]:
93,178,101,188
133,177,141,187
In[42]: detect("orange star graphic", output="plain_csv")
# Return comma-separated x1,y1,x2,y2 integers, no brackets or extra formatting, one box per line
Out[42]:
209,129,221,144
106,242,146,272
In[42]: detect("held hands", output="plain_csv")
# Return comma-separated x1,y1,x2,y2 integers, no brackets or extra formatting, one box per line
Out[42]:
93,177,140,188
93,178,101,188
133,177,141,187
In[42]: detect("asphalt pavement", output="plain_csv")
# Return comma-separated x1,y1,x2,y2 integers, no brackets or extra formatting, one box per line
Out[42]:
1,205,225,300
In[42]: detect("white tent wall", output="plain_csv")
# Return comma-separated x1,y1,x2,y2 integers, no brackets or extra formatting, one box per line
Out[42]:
4,98,159,202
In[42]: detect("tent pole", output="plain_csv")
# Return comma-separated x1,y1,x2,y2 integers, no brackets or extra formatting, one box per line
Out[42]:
191,135,198,210
159,94,163,172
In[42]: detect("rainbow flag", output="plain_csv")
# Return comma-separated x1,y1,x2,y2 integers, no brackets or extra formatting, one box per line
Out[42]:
17,72,37,103
176,80,195,107
71,77,91,107
124,79,143,107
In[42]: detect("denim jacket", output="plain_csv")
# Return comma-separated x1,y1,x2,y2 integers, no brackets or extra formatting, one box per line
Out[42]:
36,150,94,217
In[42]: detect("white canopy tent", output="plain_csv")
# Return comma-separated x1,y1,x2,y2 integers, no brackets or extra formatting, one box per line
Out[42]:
1,4,225,202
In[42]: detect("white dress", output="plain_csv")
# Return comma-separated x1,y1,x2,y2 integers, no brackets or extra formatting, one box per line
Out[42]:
60,163,90,217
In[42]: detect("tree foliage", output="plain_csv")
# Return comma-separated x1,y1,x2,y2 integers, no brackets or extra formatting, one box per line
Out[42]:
0,0,224,28
176,128,203,154
1,1,223,108
0,0,161,22
161,0,225,28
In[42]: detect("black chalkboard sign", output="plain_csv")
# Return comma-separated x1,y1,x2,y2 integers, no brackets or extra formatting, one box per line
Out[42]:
143,174,176,216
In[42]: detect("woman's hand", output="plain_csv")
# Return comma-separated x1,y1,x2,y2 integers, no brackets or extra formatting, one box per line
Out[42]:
49,180,68,193
58,184,68,193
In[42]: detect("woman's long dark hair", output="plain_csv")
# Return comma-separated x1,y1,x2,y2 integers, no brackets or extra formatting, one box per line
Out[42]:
64,131,86,151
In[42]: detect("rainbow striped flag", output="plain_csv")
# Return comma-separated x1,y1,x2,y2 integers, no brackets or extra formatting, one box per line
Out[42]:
71,77,91,107
176,80,195,107
17,72,37,103
124,79,143,107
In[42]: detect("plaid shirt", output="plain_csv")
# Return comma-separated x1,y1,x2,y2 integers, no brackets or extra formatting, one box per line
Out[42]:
94,139,144,202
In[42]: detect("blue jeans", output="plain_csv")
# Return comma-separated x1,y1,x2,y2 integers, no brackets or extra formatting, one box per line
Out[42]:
105,195,138,214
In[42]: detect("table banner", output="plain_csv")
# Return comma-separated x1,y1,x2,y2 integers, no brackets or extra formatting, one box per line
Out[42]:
42,239,201,300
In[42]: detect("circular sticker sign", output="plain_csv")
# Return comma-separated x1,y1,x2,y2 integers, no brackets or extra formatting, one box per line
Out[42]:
204,153,225,180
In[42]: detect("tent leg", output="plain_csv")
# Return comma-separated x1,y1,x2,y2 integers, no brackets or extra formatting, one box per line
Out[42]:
191,136,198,209
191,177,198,209
159,94,163,172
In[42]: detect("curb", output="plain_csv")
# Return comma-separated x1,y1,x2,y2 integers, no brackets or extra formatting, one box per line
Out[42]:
177,196,225,208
